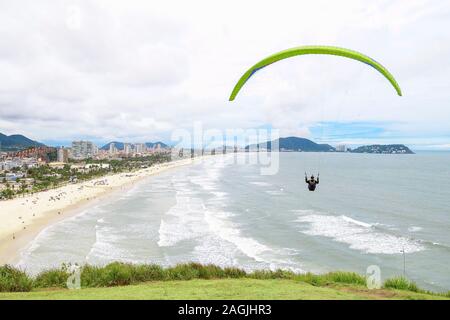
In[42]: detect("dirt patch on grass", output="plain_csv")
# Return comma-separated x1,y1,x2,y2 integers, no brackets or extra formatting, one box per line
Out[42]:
337,286,400,299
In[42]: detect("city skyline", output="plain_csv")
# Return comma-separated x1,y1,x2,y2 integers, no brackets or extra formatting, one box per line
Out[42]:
0,132,433,156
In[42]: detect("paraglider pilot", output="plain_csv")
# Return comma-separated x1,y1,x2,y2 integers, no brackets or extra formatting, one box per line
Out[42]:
305,173,319,191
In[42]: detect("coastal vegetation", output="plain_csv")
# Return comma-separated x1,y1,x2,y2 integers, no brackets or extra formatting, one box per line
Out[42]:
0,263,448,299
350,144,414,154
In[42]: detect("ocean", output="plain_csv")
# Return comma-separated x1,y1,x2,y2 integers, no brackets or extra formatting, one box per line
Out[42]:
17,152,450,292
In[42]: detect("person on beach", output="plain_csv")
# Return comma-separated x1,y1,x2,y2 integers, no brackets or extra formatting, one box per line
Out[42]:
305,173,319,191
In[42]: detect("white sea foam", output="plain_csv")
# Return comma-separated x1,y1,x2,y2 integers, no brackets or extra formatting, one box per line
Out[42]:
157,195,207,247
17,208,92,260
250,181,272,187
16,207,104,273
194,206,303,272
210,191,228,199
203,207,270,262
87,225,126,261
190,176,217,191
265,190,284,196
157,161,302,272
341,215,372,228
159,161,228,247
296,214,425,254
192,235,240,266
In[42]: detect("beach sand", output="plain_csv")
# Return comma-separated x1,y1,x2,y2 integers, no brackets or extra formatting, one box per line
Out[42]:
0,158,198,265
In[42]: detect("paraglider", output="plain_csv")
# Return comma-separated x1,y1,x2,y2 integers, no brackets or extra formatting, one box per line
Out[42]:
305,173,319,191
229,45,402,101
228,45,402,192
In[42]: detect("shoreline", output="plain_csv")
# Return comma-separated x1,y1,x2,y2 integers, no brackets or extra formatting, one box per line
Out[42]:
0,157,201,265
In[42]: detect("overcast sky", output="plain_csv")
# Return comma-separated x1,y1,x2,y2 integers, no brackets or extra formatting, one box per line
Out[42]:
0,0,449,149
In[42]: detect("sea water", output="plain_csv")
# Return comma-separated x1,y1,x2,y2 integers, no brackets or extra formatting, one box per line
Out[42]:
17,152,450,292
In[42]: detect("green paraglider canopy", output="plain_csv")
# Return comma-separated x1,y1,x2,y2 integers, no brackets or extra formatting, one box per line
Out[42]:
229,45,402,101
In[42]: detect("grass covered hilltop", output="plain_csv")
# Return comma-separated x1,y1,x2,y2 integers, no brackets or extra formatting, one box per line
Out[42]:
1,263,449,300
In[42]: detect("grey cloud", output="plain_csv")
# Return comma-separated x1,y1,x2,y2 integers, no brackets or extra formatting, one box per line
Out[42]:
0,0,449,147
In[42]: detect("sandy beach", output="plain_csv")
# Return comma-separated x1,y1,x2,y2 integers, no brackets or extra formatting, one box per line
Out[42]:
0,158,198,265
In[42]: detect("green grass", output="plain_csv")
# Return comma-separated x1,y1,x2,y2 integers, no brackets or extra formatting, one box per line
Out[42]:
0,279,447,300
0,263,448,300
33,269,70,289
383,277,420,291
0,265,33,292
294,271,366,287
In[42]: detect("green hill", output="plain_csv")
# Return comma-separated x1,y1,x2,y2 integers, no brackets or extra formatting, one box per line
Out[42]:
351,144,414,154
0,133,44,151
246,137,335,152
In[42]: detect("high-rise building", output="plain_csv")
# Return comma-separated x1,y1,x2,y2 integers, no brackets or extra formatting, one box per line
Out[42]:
109,143,117,155
93,144,99,155
57,147,69,163
135,143,146,154
124,143,133,155
71,141,97,159
336,144,346,152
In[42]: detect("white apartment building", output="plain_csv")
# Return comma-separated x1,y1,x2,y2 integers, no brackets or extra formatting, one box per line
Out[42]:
57,147,69,163
109,143,118,155
134,143,146,154
71,141,97,159
124,143,133,155
336,144,347,152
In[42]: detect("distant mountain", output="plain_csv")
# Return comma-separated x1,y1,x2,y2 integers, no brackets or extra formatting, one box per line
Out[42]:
145,141,168,149
101,141,125,151
0,133,45,151
101,141,168,151
351,144,414,154
246,137,335,152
